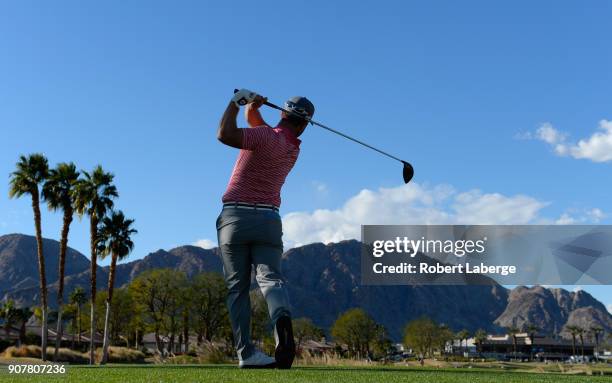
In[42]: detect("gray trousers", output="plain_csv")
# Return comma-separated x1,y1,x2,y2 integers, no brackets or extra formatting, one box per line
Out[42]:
216,207,291,360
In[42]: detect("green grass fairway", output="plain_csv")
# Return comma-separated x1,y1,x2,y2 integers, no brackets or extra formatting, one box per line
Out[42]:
0,365,610,383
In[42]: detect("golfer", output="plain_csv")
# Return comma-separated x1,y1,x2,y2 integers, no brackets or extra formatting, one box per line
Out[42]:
216,89,315,369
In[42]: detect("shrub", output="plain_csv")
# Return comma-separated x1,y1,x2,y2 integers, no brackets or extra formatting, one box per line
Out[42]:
95,347,146,364
3,345,88,364
197,343,227,364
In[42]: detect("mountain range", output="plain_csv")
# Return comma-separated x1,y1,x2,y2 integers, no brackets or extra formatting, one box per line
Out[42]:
1,233,610,340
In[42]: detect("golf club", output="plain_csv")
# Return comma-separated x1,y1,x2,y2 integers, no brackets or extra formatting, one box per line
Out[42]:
234,89,414,184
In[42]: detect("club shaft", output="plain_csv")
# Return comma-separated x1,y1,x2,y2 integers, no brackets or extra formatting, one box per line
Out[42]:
264,101,403,164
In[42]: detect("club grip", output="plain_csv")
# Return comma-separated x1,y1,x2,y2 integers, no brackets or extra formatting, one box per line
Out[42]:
233,89,284,111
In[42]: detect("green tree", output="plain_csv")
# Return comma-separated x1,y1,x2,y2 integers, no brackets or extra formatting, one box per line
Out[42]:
190,273,228,343
506,326,519,358
129,269,186,354
566,325,580,357
590,326,603,362
0,300,19,341
371,324,392,360
435,324,454,356
69,287,87,344
331,308,379,358
14,307,32,347
42,162,80,360
523,323,539,361
163,273,187,355
107,288,136,347
403,317,438,358
577,327,585,358
456,329,470,354
96,211,137,364
9,153,49,360
292,317,320,353
73,165,118,364
179,291,191,354
474,329,488,353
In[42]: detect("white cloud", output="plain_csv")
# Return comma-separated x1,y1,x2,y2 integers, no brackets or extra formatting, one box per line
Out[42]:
193,239,216,249
282,182,552,247
586,208,606,223
527,120,612,162
607,304,612,314
555,213,576,225
312,181,328,194
554,208,606,225
537,122,566,145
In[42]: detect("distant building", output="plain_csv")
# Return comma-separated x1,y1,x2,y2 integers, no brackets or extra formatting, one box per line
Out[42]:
299,339,336,356
480,333,595,361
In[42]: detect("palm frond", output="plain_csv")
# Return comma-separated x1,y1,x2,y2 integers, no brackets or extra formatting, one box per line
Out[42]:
97,210,137,261
42,162,80,211
8,154,49,199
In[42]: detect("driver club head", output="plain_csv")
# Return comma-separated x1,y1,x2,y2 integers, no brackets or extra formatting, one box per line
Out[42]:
402,161,414,184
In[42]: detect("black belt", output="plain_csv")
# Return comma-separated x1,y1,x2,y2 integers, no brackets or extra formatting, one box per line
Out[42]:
223,202,279,212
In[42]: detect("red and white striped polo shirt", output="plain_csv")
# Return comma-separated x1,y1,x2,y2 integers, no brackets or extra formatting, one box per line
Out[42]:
222,125,301,207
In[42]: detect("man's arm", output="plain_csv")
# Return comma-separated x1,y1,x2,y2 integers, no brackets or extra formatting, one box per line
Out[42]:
217,102,243,148
217,94,268,148
246,101,269,128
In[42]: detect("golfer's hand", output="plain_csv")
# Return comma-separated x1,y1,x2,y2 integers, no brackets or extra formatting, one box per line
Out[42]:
249,95,267,109
231,88,258,107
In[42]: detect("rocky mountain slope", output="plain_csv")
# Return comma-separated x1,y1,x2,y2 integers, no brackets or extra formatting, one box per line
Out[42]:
494,285,612,335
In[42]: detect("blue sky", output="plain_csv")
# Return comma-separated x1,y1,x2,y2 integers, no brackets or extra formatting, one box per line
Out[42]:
1,1,610,309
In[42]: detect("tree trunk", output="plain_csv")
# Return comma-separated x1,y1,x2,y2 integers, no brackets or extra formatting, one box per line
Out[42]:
72,315,76,349
135,328,139,349
77,304,81,344
101,254,118,365
101,300,112,364
182,310,189,353
169,332,175,355
54,310,63,360
54,209,72,360
19,321,26,347
155,330,161,353
32,192,48,361
89,216,98,365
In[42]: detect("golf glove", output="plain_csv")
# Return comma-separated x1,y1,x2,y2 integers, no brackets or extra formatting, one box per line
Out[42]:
232,88,258,107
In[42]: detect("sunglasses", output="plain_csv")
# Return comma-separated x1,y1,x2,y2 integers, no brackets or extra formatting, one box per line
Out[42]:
284,101,311,118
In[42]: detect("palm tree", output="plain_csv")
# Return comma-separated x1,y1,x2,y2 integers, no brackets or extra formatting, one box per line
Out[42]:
73,166,118,364
577,327,585,359
474,329,488,353
590,326,603,362
15,307,33,347
9,153,50,360
97,211,137,365
42,162,80,360
524,323,539,361
566,325,580,358
506,326,519,359
457,329,470,354
69,287,87,345
0,300,18,341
